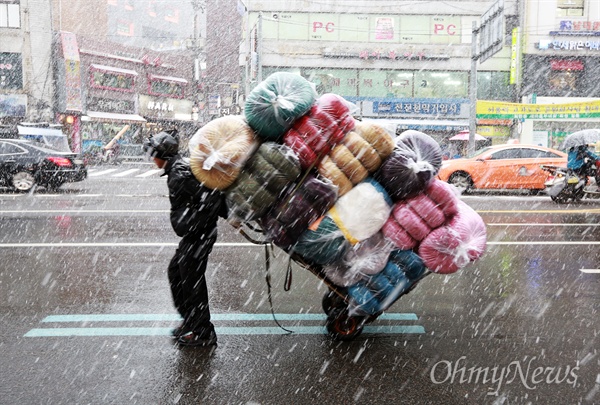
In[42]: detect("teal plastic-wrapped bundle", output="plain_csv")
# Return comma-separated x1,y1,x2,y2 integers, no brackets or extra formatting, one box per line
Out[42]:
292,216,351,265
244,72,317,141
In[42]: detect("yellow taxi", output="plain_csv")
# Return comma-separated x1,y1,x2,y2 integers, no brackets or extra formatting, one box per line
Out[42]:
436,144,567,192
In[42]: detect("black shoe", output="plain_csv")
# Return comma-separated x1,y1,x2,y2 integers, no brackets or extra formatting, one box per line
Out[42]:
177,330,217,347
171,323,192,338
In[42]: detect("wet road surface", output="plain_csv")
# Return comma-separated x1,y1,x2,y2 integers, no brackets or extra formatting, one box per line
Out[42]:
0,171,598,404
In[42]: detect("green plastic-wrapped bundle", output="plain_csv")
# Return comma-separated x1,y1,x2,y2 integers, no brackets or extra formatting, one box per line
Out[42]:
292,216,351,265
225,143,301,221
244,72,316,141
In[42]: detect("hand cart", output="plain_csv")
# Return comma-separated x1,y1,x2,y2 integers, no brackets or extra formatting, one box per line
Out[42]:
237,223,430,341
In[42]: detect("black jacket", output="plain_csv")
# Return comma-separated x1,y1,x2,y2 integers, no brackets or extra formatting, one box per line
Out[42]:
163,154,227,238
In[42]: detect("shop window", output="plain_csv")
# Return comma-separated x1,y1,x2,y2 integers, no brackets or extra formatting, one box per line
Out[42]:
557,0,583,17
414,71,468,98
477,71,512,101
89,67,136,92
548,70,578,91
0,0,20,28
384,72,413,98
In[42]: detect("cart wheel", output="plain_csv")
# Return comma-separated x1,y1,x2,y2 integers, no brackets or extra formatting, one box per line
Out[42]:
326,310,365,341
322,291,346,316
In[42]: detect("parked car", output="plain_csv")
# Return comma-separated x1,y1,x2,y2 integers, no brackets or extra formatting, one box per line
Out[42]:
436,144,567,193
0,138,87,192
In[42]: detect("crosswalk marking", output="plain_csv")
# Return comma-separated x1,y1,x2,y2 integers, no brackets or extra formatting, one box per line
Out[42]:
24,325,426,337
88,168,119,177
24,312,426,337
135,169,163,178
111,168,140,177
40,313,419,322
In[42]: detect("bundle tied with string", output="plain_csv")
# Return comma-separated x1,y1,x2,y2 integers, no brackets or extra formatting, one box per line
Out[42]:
259,175,338,251
244,72,317,142
292,178,392,264
318,121,395,196
225,142,302,222
374,130,443,201
188,115,258,190
418,200,487,274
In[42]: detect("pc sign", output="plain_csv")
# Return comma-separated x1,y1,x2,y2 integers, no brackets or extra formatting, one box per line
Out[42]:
478,0,505,63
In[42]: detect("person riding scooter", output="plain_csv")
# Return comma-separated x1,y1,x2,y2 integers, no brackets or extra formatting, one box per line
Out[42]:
567,144,600,177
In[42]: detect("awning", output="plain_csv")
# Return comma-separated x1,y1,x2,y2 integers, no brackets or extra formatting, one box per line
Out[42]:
362,118,469,133
90,64,138,76
148,74,188,84
82,111,147,123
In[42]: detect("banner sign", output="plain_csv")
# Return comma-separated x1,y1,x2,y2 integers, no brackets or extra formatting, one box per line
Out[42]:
477,100,600,119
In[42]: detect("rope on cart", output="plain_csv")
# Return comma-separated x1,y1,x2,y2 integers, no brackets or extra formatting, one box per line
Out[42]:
264,244,294,334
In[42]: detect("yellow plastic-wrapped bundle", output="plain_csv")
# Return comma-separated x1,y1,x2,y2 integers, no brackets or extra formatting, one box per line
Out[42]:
318,121,395,196
188,115,259,190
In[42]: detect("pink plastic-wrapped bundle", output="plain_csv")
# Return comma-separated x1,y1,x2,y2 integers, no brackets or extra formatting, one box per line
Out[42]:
382,179,459,250
418,200,487,274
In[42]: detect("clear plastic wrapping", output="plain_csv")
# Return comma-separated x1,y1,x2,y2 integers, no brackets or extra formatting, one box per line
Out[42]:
418,200,487,274
188,115,258,190
244,72,317,141
374,130,443,201
225,143,301,222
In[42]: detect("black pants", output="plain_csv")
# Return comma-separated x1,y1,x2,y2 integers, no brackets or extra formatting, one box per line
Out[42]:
167,234,217,335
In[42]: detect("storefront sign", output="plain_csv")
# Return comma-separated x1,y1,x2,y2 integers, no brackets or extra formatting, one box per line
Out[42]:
509,28,518,85
550,59,584,70
0,94,27,117
538,39,600,51
65,60,83,112
323,49,450,60
551,20,600,36
476,100,600,119
0,53,23,90
88,97,135,114
374,100,461,116
257,12,460,44
139,95,192,120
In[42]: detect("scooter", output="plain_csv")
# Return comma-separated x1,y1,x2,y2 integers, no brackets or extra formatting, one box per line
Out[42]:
541,160,600,203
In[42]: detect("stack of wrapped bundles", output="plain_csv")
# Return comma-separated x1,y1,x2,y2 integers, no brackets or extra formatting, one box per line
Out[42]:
187,71,488,317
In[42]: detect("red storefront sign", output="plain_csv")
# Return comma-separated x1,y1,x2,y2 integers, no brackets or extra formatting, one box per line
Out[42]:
550,59,584,71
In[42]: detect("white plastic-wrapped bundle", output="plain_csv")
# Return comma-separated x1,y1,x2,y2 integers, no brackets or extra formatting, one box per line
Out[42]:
188,115,258,190
327,178,393,244
418,200,487,274
321,232,395,287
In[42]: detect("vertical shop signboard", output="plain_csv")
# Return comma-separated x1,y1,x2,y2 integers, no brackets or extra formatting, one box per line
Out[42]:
60,32,83,112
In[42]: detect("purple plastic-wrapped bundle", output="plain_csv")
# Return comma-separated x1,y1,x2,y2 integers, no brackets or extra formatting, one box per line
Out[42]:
374,130,443,201
260,175,338,251
418,200,487,274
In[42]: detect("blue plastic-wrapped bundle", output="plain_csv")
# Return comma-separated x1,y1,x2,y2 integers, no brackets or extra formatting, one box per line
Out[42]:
346,249,426,315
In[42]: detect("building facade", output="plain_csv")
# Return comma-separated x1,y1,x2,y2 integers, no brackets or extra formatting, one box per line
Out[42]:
517,0,600,148
238,0,518,147
1,0,55,135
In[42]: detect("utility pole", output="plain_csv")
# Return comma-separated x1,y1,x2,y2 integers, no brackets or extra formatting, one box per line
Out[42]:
468,21,479,156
